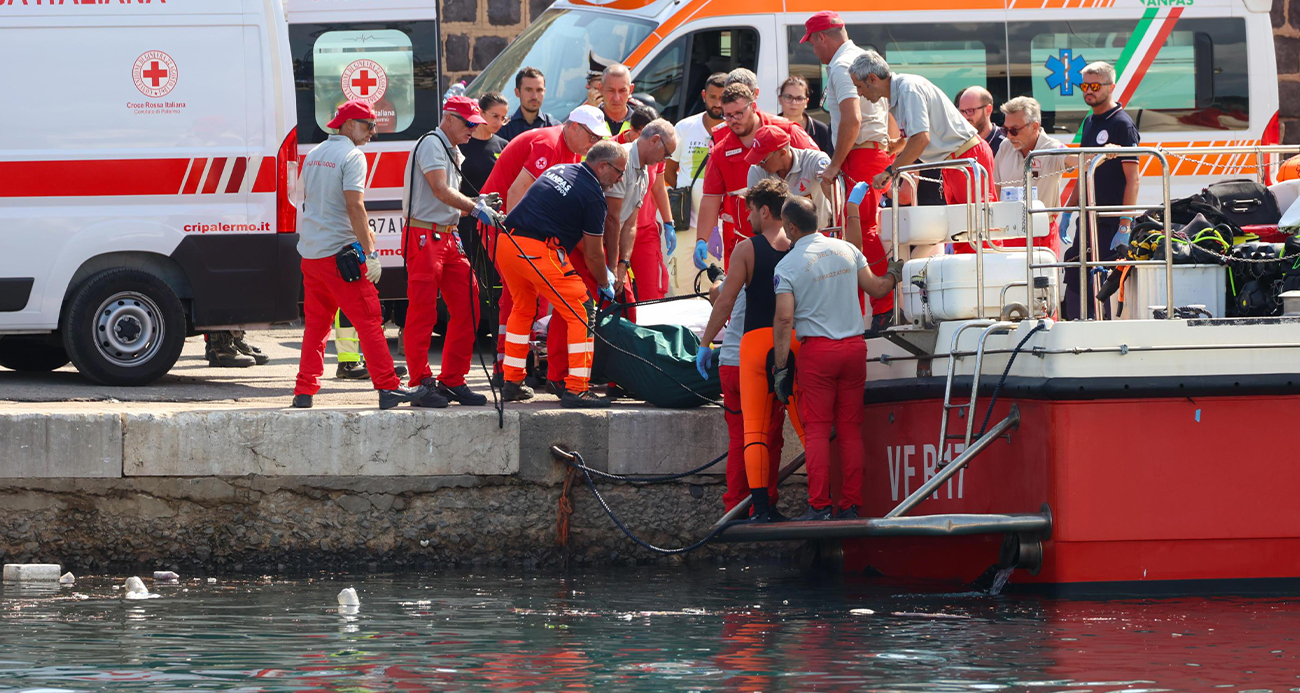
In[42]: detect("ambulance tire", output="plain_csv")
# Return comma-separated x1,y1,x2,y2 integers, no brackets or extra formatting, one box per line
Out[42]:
0,336,70,372
61,268,187,386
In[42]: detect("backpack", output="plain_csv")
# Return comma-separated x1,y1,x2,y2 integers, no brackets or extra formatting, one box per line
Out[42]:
1144,179,1282,237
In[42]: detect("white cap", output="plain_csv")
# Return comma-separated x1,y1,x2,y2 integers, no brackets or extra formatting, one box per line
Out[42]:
567,104,613,139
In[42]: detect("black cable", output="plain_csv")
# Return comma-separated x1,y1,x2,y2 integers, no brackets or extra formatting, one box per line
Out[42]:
976,323,1047,438
567,449,727,484
569,451,735,555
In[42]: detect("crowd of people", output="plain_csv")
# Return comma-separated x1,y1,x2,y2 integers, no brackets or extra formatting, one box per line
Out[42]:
285,10,1141,520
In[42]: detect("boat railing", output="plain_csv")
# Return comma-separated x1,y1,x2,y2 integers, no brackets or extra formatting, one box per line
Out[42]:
1023,144,1300,322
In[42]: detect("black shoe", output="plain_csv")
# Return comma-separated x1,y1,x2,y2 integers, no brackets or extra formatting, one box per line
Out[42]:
604,383,627,400
231,331,270,365
394,364,408,378
502,381,534,402
411,388,449,408
836,505,860,520
794,505,834,522
746,489,784,523
378,385,427,410
545,379,566,396
438,382,487,406
291,394,313,409
206,333,255,368
336,361,368,380
560,389,610,409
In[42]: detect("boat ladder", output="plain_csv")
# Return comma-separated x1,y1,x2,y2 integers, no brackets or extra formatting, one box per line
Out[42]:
936,320,1017,465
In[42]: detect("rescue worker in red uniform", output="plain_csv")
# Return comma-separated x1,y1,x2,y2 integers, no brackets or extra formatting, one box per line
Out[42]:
480,105,611,378
851,50,998,205
770,191,902,519
803,10,898,325
497,141,628,408
400,96,497,407
697,178,806,522
692,83,817,272
292,100,426,409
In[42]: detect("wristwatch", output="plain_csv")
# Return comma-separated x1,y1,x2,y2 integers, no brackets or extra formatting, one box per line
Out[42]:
367,250,379,260
617,259,631,268
885,165,896,177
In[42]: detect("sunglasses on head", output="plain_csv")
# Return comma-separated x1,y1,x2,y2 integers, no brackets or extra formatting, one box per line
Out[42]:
1079,82,1112,93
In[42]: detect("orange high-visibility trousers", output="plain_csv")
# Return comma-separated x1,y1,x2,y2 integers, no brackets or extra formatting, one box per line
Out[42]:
497,234,595,392
738,327,803,491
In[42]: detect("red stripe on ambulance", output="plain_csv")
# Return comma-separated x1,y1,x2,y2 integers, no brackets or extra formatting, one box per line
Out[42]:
0,158,190,197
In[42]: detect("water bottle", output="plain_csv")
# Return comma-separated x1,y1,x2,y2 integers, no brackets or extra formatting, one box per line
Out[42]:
442,80,467,106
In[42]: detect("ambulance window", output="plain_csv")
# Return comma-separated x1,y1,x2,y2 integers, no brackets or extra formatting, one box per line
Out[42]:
787,23,1006,124
289,22,441,144
678,28,760,121
636,37,689,122
1006,18,1248,134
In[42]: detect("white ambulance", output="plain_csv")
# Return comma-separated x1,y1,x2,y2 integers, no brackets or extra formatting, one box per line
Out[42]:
285,0,443,304
468,0,1281,202
0,0,299,386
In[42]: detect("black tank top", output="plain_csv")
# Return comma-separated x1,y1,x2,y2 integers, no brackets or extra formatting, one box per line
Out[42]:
743,234,788,333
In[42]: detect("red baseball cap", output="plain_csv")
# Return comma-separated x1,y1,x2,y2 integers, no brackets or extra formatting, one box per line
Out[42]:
326,99,377,129
444,95,488,125
800,11,845,43
744,125,791,166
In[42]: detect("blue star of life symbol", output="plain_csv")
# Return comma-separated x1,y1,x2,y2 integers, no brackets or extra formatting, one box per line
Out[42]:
1045,49,1086,96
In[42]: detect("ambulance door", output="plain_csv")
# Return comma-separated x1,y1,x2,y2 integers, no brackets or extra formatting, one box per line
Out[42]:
634,22,767,123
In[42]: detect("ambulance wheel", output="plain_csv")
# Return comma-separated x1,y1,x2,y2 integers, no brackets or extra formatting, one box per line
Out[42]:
61,269,187,386
0,336,70,372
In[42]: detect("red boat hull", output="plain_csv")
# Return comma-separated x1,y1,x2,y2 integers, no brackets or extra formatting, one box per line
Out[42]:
844,394,1300,586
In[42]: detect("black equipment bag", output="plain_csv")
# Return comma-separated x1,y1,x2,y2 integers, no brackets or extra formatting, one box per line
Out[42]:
1201,180,1282,228
667,153,709,228
336,244,364,283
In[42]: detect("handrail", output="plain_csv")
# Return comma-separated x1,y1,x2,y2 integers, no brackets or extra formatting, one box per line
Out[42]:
889,158,992,325
887,404,1020,518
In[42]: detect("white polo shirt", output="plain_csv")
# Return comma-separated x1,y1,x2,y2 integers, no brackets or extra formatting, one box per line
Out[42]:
403,128,463,226
826,40,890,147
773,232,868,340
992,128,1071,207
298,134,367,260
605,140,649,225
746,147,832,227
670,113,716,229
888,72,978,164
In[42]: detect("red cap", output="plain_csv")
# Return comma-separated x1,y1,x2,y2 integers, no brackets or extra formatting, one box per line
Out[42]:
443,95,488,125
326,99,377,129
744,125,791,166
800,11,845,43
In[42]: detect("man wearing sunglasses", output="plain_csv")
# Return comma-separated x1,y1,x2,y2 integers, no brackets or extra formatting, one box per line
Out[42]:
1062,61,1140,320
992,96,1077,256
400,96,500,409
292,100,427,410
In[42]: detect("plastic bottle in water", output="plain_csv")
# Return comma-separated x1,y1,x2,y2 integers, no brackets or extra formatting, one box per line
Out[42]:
442,80,467,106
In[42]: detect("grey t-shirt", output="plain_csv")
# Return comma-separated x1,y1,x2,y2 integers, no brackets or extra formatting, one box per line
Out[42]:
604,140,649,225
747,147,832,227
719,291,746,367
773,232,868,340
888,73,978,164
826,41,890,147
298,135,367,260
403,128,463,226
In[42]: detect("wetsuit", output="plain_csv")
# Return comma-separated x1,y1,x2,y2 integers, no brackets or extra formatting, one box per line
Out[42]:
739,235,805,495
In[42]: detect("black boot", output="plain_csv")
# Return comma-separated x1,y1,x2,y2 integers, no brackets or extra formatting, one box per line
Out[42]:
502,381,534,402
231,330,269,365
291,394,313,409
378,385,428,410
336,361,369,380
206,332,255,368
437,381,488,406
748,489,785,523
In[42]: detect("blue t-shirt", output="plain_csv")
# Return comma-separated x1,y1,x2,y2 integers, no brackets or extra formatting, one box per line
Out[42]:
504,162,607,253
1080,104,1140,207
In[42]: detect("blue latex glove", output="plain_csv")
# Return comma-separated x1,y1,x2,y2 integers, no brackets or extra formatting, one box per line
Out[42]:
848,181,870,205
695,345,715,380
662,221,677,255
471,199,501,227
598,283,616,303
1110,226,1132,251
693,239,709,270
1059,212,1074,245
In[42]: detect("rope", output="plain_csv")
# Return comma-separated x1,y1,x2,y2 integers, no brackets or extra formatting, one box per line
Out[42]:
566,450,735,556
975,323,1047,440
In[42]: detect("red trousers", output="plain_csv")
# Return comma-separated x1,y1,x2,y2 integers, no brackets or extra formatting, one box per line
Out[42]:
942,138,999,205
720,194,751,270
295,257,399,395
841,146,894,316
796,336,866,510
720,364,786,510
630,221,669,301
546,240,635,384
497,235,595,392
403,225,477,388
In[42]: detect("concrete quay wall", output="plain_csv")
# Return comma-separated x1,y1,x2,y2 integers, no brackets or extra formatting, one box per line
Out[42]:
0,407,806,572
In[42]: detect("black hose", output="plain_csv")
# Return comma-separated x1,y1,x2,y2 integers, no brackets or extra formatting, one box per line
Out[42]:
566,449,727,484
976,323,1047,438
568,450,735,555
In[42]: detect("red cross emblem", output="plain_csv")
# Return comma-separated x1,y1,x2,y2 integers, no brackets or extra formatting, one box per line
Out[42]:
341,59,388,103
132,50,178,98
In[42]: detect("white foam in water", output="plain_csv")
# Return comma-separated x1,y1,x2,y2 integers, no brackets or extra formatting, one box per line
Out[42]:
124,576,159,600
3,564,62,582
58,572,75,585
337,587,359,606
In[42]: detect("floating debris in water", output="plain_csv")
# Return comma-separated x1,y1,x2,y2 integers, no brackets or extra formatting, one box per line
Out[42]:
891,611,971,620
337,588,360,607
850,608,876,615
58,572,75,585
207,578,217,584
124,576,159,600
153,571,180,582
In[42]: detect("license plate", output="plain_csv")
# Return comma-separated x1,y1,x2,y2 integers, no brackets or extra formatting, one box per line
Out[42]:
368,213,407,267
